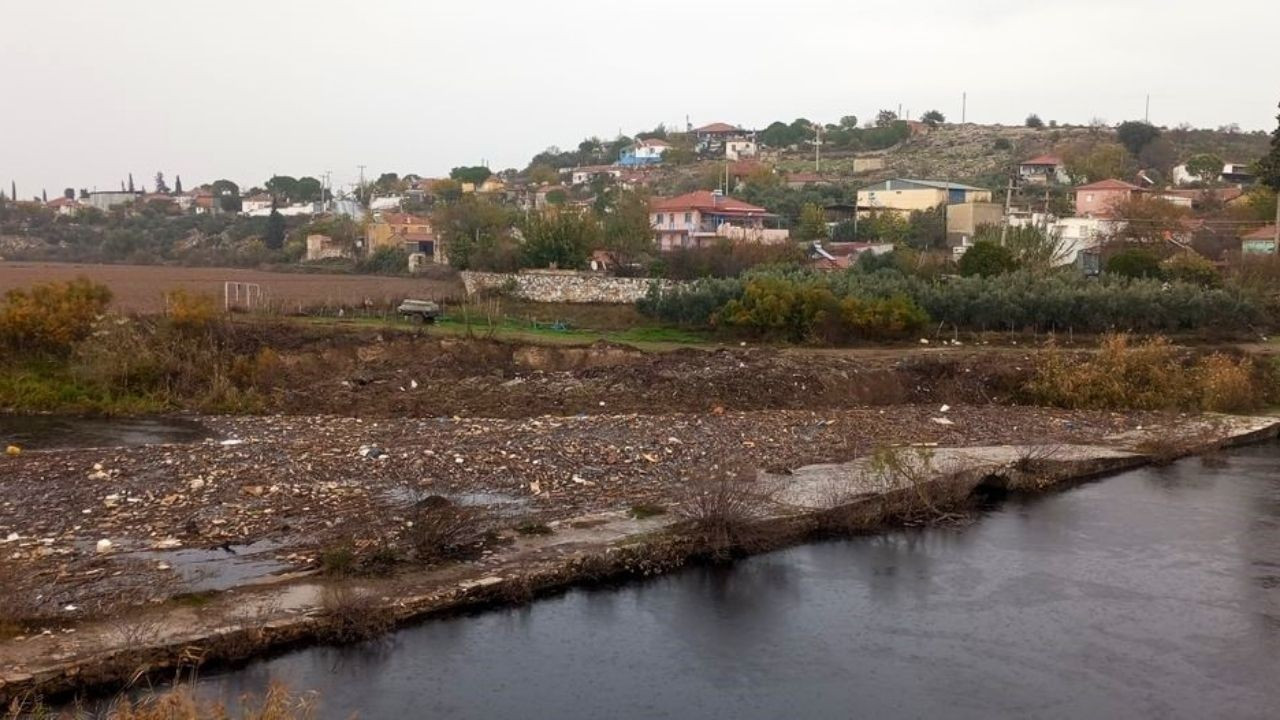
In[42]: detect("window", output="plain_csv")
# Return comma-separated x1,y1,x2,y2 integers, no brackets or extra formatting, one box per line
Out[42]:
1085,194,1094,202
655,213,663,225
684,212,692,224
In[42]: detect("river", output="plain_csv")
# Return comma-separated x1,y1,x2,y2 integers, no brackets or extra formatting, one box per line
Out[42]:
196,444,1280,719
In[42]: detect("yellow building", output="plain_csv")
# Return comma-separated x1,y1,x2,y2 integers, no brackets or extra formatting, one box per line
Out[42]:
945,202,1005,239
857,179,992,215
365,212,442,262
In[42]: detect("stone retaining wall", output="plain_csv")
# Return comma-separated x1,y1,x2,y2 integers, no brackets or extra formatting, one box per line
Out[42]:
461,270,676,304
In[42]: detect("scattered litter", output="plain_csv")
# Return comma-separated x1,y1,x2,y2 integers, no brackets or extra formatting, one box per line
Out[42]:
219,439,245,447
358,445,387,459
939,404,951,413
95,539,113,553
930,417,955,426
5,445,20,456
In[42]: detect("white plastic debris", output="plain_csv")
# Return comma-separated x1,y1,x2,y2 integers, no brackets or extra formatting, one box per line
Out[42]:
95,539,113,553
219,438,245,446
939,404,951,413
930,417,955,426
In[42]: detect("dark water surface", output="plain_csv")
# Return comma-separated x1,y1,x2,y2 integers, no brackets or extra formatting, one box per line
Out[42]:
200,444,1280,719
0,415,208,449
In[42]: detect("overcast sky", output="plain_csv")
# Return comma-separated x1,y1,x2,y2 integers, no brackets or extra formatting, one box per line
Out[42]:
2,0,1277,198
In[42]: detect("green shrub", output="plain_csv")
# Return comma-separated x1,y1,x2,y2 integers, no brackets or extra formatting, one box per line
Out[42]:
958,241,1018,277
357,246,409,275
1106,248,1163,279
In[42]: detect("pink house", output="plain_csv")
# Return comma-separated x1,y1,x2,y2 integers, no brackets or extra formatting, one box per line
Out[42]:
649,191,789,251
1075,179,1140,217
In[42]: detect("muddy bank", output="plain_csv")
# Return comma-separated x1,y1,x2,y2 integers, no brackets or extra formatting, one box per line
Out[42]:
251,328,1028,417
2,414,1276,706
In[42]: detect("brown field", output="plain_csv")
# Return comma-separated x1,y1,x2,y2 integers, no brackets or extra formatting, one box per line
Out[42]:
0,262,463,312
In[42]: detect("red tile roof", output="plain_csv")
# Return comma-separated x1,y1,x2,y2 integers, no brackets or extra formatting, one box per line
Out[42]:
1075,179,1141,191
1022,154,1063,166
695,122,742,134
650,191,769,215
379,213,430,226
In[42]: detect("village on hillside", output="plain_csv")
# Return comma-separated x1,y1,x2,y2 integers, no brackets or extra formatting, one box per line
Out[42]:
2,113,1277,280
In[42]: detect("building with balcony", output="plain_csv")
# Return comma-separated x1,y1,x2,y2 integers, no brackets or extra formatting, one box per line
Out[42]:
649,191,788,251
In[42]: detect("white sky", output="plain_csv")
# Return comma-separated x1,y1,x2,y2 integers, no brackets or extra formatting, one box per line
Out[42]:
1,0,1277,198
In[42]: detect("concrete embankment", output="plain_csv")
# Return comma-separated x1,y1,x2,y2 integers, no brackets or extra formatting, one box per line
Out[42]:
2,414,1276,705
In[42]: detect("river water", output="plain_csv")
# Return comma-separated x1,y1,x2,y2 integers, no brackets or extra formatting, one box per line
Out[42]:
198,444,1280,719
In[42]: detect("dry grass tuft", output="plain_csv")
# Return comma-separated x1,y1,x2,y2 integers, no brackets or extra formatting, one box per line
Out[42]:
317,585,395,645
4,683,316,720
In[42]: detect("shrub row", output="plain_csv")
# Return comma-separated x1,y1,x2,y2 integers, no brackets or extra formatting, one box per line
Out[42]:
639,267,1269,338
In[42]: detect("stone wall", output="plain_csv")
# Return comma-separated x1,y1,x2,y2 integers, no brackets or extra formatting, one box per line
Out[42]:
460,270,677,304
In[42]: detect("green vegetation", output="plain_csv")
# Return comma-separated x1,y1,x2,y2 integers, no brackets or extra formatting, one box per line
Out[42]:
640,265,1267,339
630,503,668,519
957,241,1016,277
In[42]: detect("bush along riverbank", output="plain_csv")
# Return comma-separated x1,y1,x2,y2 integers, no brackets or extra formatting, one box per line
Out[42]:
2,413,1277,706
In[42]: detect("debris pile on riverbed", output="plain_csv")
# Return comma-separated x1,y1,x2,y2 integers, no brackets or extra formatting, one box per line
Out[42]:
0,406,1162,618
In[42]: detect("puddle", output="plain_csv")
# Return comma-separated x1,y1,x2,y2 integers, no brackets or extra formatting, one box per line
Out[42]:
125,540,291,593
0,415,211,450
384,487,531,517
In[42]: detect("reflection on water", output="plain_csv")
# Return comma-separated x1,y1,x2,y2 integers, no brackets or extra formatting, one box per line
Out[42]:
198,443,1280,719
0,415,208,449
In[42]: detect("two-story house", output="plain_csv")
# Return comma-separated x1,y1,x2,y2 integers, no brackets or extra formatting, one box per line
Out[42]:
649,191,789,251
1074,179,1141,217
1018,155,1069,185
366,212,440,261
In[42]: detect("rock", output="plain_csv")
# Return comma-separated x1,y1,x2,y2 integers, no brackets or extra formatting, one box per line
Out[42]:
358,445,386,459
189,477,206,492
95,539,113,553
5,445,19,456
3,532,18,542
939,404,951,413
242,485,266,497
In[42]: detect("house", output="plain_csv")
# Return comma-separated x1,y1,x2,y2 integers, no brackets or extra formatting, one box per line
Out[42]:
569,166,623,186
619,138,670,167
1172,162,1256,186
808,241,892,271
856,179,992,215
305,234,352,261
1074,179,1141,217
84,190,142,211
478,177,506,194
1018,155,1069,185
649,190,789,251
366,212,439,260
693,122,748,154
45,197,81,216
784,172,830,189
725,138,757,161
945,202,1005,242
241,193,275,215
1241,225,1278,255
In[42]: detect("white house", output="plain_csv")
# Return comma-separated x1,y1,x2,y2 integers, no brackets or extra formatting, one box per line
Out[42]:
725,139,758,161
1171,162,1255,186
240,194,274,215
569,166,623,186
619,138,670,166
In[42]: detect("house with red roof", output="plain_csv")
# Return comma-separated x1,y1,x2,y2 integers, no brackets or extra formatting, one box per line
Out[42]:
649,190,789,251
1018,154,1068,185
693,122,752,157
1074,179,1141,217
1241,225,1278,255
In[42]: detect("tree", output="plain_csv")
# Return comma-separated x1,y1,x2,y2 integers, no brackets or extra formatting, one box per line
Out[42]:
41,189,47,203
603,190,655,268
796,203,829,242
958,240,1017,277
1255,102,1280,192
265,175,299,201
875,110,899,127
1025,114,1044,129
904,206,947,250
1109,195,1189,244
450,166,493,185
1137,137,1177,177
1160,252,1219,287
526,164,558,185
264,201,285,250
431,196,515,270
760,121,799,148
521,209,600,269
1062,142,1134,183
174,175,183,195
63,188,74,200
127,173,135,193
1184,154,1225,184
1106,247,1162,278
839,115,859,129
295,177,323,203
977,224,1071,271
154,172,170,194
920,110,945,127
1116,121,1160,157
211,179,241,213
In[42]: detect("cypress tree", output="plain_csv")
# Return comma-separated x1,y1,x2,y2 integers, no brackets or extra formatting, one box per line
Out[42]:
174,175,183,194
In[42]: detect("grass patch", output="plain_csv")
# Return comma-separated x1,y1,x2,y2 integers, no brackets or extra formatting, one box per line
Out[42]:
629,503,668,519
319,542,357,577
515,521,554,536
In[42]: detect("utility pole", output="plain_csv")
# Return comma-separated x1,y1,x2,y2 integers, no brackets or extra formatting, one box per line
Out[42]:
1144,94,1150,123
1274,191,1279,252
999,171,1016,245
357,165,367,204
814,124,822,172
962,92,967,124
